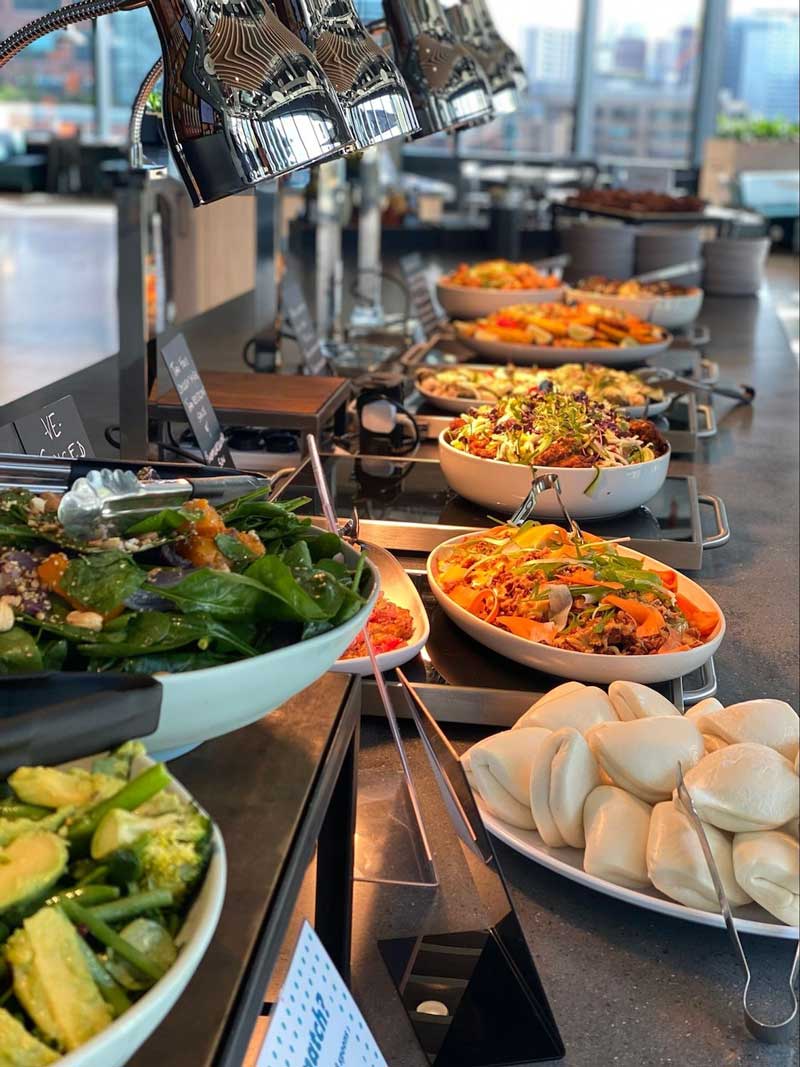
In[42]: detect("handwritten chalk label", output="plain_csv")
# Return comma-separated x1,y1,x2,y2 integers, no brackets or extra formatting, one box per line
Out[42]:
283,274,327,376
161,334,234,469
257,921,387,1067
13,395,93,459
0,422,22,454
400,253,442,340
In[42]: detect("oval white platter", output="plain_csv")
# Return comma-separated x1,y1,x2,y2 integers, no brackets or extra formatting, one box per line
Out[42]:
436,281,567,320
416,365,671,418
456,333,673,368
332,542,429,677
58,754,226,1067
477,799,797,940
427,533,724,685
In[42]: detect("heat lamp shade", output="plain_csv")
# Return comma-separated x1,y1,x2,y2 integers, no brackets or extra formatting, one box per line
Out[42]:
446,0,527,116
271,0,420,148
383,0,494,138
146,0,354,206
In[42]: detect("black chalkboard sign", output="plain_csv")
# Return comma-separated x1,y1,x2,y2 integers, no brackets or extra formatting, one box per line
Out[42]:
14,395,93,459
0,422,22,454
400,253,442,339
282,273,327,376
161,334,234,469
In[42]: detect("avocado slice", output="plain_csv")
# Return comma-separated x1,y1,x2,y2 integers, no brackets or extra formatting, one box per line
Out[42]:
0,832,67,915
0,1007,58,1067
6,907,113,1052
8,767,122,809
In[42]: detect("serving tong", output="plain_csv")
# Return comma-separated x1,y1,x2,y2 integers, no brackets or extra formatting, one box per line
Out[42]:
637,366,755,406
57,468,266,540
676,764,799,1044
509,472,585,544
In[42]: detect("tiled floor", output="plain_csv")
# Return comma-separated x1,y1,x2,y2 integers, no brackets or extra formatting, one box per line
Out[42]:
0,193,797,410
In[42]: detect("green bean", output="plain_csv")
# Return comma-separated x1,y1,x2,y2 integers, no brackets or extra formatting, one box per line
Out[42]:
87,890,173,924
75,938,132,1017
75,864,110,887
61,901,166,983
68,764,170,850
0,801,50,820
45,885,120,909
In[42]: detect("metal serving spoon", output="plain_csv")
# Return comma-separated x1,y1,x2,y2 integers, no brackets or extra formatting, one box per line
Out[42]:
676,764,799,1044
509,471,585,544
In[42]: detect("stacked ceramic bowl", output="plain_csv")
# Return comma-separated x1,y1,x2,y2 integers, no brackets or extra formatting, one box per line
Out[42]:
703,237,770,296
634,228,703,287
560,221,636,281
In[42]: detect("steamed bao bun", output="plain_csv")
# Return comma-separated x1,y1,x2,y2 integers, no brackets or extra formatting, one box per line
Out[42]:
513,684,616,734
462,727,551,829
586,716,705,804
732,830,799,927
529,727,600,849
697,700,799,762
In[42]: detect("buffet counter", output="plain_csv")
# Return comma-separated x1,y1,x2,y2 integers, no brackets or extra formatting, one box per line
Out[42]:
349,292,799,1067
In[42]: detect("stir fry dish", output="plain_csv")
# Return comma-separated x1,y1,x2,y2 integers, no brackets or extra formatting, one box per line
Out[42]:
568,188,706,215
419,363,665,410
433,524,720,657
0,487,371,676
455,303,667,349
0,745,214,1061
575,276,700,298
441,260,562,291
446,391,669,468
341,593,414,660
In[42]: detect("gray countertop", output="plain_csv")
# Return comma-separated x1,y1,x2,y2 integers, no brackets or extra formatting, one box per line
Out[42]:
351,293,799,1067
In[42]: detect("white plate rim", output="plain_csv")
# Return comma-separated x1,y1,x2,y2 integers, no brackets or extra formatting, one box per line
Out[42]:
477,799,797,940
332,543,430,677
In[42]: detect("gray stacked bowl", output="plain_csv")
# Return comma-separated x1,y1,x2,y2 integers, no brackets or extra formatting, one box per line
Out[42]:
561,221,636,282
702,237,770,296
634,227,703,287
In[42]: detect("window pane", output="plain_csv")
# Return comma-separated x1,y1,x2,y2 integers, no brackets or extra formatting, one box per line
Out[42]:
0,1,95,139
591,0,702,163
720,1,799,124
105,7,161,140
461,2,580,157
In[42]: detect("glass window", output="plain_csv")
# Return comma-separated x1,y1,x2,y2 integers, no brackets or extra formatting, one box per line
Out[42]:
719,0,799,126
591,0,703,163
459,2,581,157
0,1,95,138
105,7,161,140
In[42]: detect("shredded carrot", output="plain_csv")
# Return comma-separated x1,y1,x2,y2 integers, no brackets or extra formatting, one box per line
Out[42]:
496,616,556,643
675,594,719,638
602,595,665,638
657,569,679,591
468,589,499,623
562,567,624,590
439,563,469,586
449,584,480,611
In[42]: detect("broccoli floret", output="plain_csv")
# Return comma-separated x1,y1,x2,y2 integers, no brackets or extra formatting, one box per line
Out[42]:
91,741,147,781
91,804,211,904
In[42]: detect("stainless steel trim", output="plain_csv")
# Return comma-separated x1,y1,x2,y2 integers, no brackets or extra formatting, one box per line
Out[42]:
699,493,731,550
682,658,718,705
696,402,718,438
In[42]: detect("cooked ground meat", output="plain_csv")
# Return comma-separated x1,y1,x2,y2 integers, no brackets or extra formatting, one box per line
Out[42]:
628,419,669,457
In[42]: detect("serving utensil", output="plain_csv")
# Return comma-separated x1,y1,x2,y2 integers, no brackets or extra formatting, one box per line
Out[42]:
638,367,755,405
676,764,799,1043
629,260,702,284
509,471,585,543
57,468,265,540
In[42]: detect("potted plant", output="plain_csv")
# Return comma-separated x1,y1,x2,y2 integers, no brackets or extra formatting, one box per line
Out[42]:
700,117,799,206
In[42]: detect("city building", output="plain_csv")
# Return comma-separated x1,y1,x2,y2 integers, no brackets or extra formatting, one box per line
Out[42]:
524,27,578,87
722,10,800,121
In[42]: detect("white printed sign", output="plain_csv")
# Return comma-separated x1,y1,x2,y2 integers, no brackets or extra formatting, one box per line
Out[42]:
258,921,387,1067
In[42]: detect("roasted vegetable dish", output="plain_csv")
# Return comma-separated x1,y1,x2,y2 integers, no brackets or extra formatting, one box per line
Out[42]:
455,303,667,349
434,524,720,656
446,391,669,468
341,593,414,660
418,363,665,411
0,745,216,1061
0,487,371,676
575,276,700,298
567,188,706,215
441,260,562,291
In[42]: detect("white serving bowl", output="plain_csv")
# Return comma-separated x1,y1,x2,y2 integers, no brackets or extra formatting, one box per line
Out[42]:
438,432,670,520
436,281,566,320
567,287,704,329
148,549,379,756
427,536,725,685
58,754,226,1067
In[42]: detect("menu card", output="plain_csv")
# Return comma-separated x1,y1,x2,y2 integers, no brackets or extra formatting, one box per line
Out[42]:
282,274,327,376
257,922,387,1067
400,253,442,339
161,334,234,468
13,395,93,459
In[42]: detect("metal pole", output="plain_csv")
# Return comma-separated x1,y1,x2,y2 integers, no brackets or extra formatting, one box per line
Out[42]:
116,176,152,459
691,0,729,169
93,17,112,141
353,145,384,328
572,0,600,158
315,158,347,342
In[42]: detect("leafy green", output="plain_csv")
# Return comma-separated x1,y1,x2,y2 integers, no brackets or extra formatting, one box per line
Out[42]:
214,533,258,568
60,552,147,615
244,556,345,622
76,613,210,658
146,569,268,621
0,629,43,673
125,508,197,537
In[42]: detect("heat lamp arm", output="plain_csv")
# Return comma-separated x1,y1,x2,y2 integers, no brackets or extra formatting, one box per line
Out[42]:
0,0,145,68
129,56,164,167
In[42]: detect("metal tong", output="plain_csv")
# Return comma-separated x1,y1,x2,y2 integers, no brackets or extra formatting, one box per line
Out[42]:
509,472,585,544
57,468,265,539
676,764,799,1044
638,367,755,406
629,260,702,284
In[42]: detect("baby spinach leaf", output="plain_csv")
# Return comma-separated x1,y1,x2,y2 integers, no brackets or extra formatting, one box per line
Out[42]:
245,556,344,622
113,650,233,674
281,541,313,570
147,569,268,621
214,533,258,568
125,507,197,536
41,638,68,671
60,552,147,615
77,612,209,657
306,531,344,562
0,628,43,673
